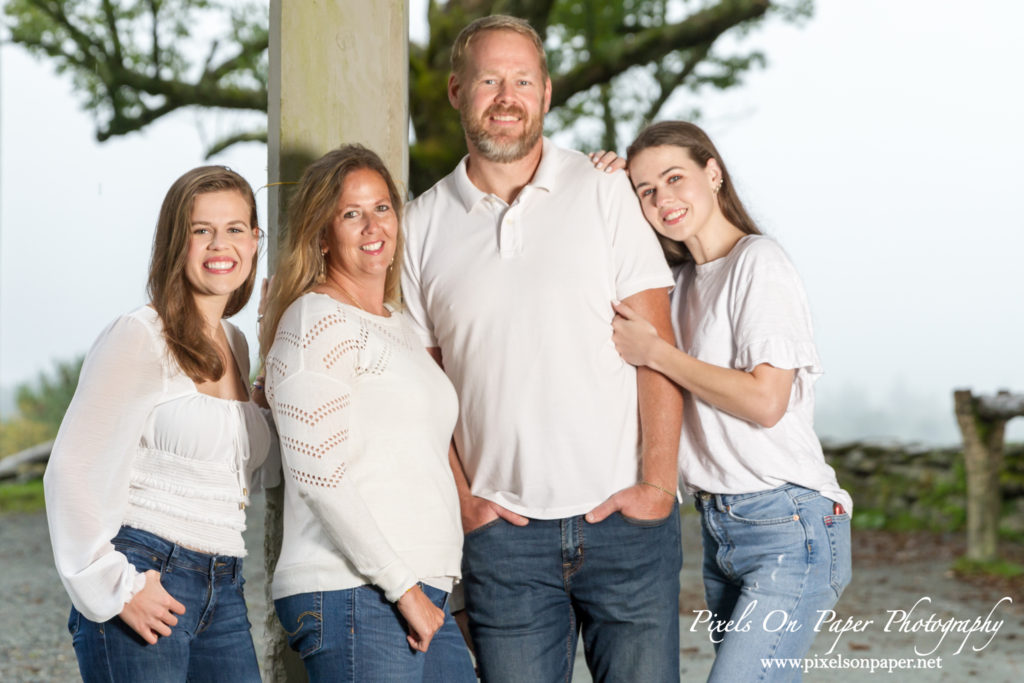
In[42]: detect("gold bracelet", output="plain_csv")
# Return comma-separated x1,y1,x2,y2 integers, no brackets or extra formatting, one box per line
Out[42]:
640,480,676,499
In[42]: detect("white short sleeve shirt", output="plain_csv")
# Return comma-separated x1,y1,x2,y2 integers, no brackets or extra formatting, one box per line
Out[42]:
673,235,852,512
403,138,673,518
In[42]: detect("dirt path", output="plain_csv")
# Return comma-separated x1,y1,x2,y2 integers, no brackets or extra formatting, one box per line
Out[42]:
2,497,1020,681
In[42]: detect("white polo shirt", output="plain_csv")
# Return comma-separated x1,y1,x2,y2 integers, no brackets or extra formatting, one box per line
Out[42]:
403,138,673,519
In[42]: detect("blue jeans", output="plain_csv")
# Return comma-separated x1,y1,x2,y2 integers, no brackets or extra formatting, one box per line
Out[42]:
696,484,852,682
275,583,475,682
461,505,682,682
68,526,260,683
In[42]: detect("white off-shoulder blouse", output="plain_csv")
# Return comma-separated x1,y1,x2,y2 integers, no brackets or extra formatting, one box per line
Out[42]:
43,306,278,623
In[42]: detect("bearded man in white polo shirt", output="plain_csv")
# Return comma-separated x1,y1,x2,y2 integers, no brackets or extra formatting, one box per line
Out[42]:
402,15,684,682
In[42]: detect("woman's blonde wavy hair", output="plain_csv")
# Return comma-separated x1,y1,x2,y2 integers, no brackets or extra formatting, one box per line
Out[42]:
260,144,404,357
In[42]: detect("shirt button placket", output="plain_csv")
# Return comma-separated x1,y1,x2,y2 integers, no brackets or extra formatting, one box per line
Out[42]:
498,200,520,258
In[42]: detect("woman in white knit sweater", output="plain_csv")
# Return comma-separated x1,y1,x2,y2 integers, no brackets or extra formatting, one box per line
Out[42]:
44,166,274,682
260,145,474,682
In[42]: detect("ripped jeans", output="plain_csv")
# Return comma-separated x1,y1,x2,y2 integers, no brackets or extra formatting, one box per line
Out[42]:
696,484,852,682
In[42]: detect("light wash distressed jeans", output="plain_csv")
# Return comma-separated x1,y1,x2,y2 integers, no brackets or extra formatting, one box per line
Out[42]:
696,484,852,682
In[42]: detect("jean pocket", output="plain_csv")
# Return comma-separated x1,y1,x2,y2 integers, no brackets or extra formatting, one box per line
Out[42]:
276,593,324,658
724,491,802,526
114,532,168,573
823,512,852,598
619,507,676,528
464,517,502,539
121,547,165,576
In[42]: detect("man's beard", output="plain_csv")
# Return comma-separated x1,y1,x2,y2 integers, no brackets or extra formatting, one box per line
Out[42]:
461,102,543,163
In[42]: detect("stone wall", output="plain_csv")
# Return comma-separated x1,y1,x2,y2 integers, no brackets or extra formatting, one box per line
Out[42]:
9,438,1024,538
824,441,1024,537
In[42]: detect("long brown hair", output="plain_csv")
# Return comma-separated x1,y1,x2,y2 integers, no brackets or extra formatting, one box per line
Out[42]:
626,121,760,266
147,166,259,382
260,145,405,357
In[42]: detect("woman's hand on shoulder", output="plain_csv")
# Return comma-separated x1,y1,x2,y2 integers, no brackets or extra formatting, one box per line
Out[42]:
396,584,444,652
118,570,186,645
588,150,627,174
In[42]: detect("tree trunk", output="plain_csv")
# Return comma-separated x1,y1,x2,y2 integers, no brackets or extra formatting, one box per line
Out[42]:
953,389,1006,563
265,1,409,679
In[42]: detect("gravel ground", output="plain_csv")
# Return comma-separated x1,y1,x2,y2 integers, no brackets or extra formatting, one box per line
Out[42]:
3,496,1021,681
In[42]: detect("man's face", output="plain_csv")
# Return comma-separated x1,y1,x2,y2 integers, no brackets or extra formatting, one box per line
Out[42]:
451,30,551,163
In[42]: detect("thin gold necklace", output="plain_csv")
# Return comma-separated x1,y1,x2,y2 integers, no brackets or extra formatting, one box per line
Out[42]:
331,279,392,317
332,280,367,312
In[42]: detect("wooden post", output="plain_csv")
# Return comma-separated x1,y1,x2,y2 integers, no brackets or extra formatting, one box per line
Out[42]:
265,2,408,680
953,389,1024,563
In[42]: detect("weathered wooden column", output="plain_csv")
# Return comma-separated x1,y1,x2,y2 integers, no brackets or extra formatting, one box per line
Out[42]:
953,389,1024,563
265,2,409,680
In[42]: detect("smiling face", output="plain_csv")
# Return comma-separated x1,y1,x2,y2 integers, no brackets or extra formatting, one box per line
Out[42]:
451,29,551,163
628,145,723,245
321,168,398,288
184,190,259,301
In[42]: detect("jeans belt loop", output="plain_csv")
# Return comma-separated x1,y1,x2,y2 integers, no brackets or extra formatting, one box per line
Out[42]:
698,491,728,512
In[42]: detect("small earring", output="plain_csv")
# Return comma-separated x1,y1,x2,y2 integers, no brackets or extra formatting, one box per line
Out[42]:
713,178,723,194
319,249,327,280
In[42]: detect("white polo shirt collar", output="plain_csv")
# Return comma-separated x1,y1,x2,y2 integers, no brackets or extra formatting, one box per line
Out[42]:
452,137,559,212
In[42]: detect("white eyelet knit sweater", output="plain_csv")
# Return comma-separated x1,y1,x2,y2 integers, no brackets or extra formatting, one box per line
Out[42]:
266,293,462,602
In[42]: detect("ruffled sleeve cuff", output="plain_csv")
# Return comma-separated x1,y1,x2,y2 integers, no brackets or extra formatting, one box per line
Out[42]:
736,338,823,380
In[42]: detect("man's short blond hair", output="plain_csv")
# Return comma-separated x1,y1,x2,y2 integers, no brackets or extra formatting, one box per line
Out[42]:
450,15,549,81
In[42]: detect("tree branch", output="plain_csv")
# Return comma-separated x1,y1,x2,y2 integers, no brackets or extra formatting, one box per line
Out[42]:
204,129,269,159
550,0,770,109
496,0,558,38
147,0,159,68
27,0,110,74
100,0,123,66
98,99,178,139
642,43,711,124
207,34,269,83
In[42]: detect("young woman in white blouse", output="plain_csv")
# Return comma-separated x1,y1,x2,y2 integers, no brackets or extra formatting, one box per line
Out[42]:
595,121,853,680
44,166,273,682
260,145,474,682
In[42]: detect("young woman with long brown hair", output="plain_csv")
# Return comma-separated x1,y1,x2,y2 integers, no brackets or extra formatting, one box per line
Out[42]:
44,166,273,682
596,121,852,680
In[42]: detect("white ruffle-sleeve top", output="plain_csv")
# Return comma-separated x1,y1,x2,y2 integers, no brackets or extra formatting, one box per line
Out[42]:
672,235,852,512
43,306,278,623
